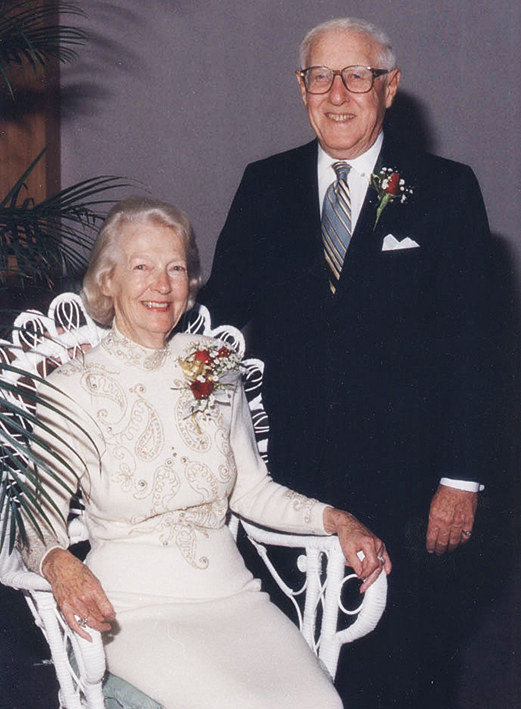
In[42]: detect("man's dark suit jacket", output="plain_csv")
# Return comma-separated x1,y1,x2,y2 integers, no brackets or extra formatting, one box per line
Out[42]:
200,134,493,546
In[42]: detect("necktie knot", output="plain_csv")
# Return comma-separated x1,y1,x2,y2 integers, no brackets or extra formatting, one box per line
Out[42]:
332,161,350,182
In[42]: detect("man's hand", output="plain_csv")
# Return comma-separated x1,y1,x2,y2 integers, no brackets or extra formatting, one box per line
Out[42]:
426,484,478,555
42,548,115,642
323,507,391,593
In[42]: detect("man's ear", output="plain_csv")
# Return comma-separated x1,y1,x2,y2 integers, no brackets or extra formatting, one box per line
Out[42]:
385,69,401,109
296,71,309,106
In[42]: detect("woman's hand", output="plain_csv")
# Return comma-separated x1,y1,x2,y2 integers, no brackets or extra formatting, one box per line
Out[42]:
323,507,392,593
42,548,116,642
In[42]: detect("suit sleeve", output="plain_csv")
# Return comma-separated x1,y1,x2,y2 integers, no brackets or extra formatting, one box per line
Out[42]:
198,165,258,328
433,165,494,485
228,380,329,535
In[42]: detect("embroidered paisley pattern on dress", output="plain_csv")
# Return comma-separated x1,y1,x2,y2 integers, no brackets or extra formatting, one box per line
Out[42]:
171,523,209,569
214,427,236,482
184,461,221,502
128,509,212,570
82,367,126,413
147,460,181,508
111,461,135,493
102,329,169,371
283,490,319,525
175,391,213,451
22,329,326,580
132,399,163,461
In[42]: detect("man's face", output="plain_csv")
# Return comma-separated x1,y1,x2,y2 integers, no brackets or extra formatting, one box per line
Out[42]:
298,30,400,159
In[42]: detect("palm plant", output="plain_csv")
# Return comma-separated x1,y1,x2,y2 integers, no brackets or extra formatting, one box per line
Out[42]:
0,0,129,551
0,0,130,288
0,147,130,287
0,0,86,98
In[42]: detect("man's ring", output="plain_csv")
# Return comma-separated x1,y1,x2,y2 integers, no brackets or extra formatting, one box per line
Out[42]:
462,530,472,538
78,617,88,628
377,555,385,563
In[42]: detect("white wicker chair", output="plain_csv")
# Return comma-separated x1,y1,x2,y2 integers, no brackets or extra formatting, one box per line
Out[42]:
0,292,387,708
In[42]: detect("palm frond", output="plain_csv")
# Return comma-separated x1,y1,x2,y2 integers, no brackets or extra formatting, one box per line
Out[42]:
0,355,104,552
0,1,86,97
0,149,133,286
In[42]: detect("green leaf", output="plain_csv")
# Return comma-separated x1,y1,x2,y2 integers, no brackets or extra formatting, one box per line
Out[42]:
0,167,134,286
0,147,47,209
0,1,87,96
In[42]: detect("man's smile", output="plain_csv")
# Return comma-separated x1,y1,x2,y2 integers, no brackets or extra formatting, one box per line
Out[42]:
326,112,355,122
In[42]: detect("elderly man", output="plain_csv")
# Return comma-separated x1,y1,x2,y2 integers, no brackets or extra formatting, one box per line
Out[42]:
200,17,492,709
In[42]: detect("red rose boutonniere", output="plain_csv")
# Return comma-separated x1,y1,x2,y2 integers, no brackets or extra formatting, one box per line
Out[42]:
176,342,242,422
370,167,413,228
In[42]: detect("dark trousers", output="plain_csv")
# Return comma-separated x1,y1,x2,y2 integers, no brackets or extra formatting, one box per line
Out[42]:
335,498,511,709
240,495,512,709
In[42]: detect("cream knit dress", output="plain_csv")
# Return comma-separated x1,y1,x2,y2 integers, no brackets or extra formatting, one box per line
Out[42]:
23,328,343,709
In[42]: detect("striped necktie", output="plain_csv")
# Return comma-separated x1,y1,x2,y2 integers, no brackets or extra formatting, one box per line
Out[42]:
321,161,352,293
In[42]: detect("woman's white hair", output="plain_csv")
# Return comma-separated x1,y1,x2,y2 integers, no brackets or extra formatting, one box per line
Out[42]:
81,196,201,326
299,17,397,71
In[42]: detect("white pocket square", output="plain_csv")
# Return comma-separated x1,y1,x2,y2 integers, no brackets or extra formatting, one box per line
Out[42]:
382,234,420,251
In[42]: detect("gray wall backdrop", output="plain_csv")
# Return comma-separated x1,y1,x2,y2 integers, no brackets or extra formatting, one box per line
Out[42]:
60,0,521,286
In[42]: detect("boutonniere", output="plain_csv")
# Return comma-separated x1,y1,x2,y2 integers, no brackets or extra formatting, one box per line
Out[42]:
175,342,242,421
370,168,413,228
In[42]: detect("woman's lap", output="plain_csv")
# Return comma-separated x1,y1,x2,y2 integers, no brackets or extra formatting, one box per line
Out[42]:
104,588,342,709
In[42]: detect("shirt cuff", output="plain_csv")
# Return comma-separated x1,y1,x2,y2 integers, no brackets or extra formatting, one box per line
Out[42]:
440,478,484,492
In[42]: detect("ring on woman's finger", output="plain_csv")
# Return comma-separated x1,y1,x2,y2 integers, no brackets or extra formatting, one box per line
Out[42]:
78,617,89,628
377,555,385,563
461,529,472,538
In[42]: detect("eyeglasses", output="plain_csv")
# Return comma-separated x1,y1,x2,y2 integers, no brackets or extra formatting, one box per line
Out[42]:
297,65,390,95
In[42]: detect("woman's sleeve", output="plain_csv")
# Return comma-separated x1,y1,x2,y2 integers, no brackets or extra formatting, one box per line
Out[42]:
18,372,102,574
228,381,330,535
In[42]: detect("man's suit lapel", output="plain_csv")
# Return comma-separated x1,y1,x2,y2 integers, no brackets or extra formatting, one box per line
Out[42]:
333,136,411,299
297,139,385,291
293,141,335,285
299,135,417,302
332,145,383,298
295,140,322,261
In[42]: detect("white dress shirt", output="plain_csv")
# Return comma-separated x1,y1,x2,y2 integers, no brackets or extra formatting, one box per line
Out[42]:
316,132,482,494
318,132,382,227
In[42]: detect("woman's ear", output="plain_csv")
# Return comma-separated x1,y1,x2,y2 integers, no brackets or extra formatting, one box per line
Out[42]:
100,271,113,298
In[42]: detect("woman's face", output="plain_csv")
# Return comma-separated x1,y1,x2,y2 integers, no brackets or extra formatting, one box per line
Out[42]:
103,221,189,349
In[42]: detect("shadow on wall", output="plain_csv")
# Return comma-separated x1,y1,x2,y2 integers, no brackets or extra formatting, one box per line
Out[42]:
489,232,521,516
384,91,437,153
458,230,521,709
60,2,143,120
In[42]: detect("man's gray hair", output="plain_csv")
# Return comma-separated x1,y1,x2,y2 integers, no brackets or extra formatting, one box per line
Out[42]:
299,18,397,70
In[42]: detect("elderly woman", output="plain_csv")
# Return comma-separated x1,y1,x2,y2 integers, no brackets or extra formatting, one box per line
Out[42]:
22,197,390,709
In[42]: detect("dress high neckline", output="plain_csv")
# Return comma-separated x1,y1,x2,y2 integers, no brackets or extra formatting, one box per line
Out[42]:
101,326,170,371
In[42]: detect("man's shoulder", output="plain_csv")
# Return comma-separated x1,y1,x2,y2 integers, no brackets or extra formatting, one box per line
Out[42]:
383,140,487,226
235,140,318,198
384,136,476,184
245,140,317,173
411,152,481,202
419,151,475,177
